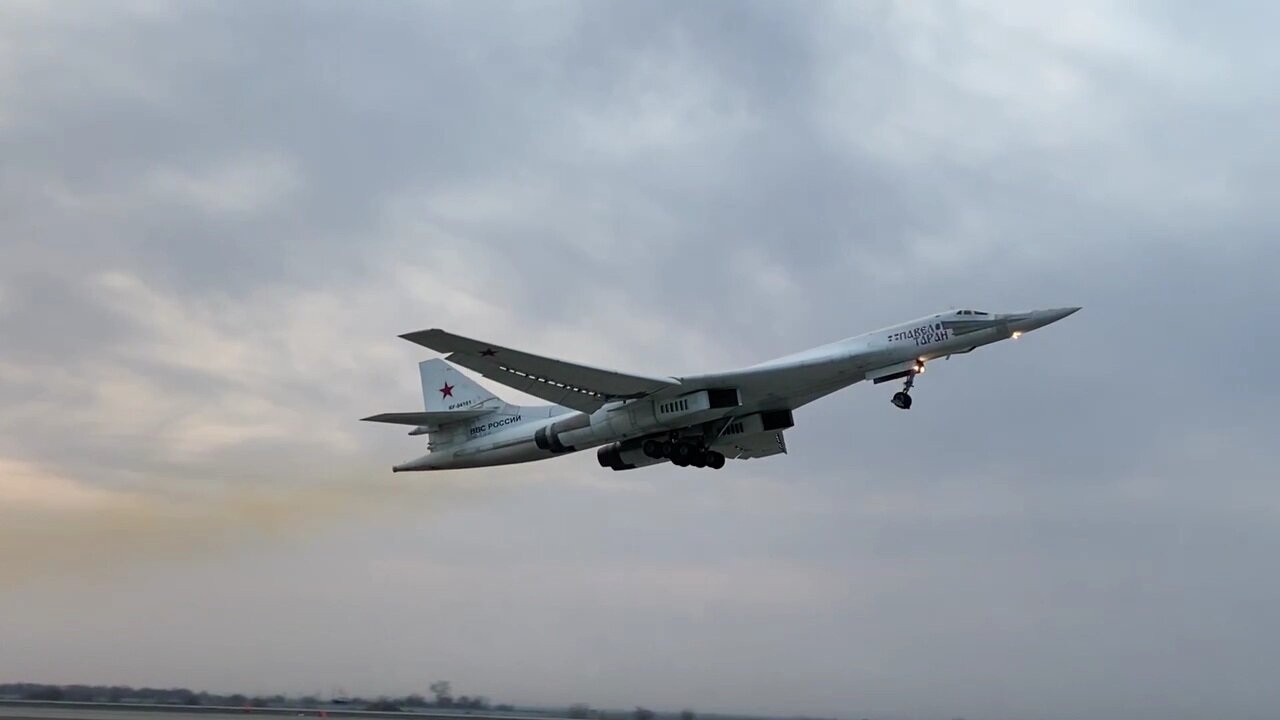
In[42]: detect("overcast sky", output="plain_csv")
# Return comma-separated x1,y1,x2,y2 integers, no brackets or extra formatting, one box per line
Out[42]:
2,2,1279,719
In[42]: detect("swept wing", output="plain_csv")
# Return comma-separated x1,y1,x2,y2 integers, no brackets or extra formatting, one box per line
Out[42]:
399,329,681,413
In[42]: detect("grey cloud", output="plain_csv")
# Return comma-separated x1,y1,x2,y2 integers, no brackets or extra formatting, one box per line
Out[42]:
2,2,1280,720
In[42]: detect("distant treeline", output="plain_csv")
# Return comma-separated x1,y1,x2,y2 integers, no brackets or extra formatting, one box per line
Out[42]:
0,682,508,713
0,684,732,720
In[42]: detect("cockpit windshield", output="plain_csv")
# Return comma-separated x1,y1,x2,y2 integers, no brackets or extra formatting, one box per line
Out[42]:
957,309,990,316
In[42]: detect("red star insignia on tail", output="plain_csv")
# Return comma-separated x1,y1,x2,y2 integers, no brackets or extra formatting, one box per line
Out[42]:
439,382,454,398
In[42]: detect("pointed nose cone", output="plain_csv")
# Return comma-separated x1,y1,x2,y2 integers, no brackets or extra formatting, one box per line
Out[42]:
1042,306,1082,325
1006,306,1082,335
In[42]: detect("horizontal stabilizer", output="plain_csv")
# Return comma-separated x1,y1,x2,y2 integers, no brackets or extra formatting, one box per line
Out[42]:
361,410,490,427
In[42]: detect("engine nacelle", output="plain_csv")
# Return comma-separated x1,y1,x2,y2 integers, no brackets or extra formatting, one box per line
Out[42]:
534,413,590,454
597,439,667,471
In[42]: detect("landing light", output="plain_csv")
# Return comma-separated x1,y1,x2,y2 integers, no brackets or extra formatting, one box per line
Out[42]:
1011,331,1023,339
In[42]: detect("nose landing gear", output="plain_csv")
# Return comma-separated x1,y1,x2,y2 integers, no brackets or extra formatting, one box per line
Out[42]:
891,367,920,410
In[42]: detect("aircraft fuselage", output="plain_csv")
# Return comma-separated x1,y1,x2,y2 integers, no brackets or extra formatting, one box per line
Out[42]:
384,307,1079,472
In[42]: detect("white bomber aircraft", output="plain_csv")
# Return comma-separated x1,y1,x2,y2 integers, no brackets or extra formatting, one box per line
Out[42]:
365,307,1080,472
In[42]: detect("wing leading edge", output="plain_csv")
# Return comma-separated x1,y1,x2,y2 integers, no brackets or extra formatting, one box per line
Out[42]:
399,329,681,413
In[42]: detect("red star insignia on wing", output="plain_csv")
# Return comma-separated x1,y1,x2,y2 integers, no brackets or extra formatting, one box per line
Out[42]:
439,382,454,398
480,348,497,357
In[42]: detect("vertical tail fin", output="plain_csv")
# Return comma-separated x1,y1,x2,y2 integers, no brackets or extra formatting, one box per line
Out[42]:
419,358,497,412
362,359,511,443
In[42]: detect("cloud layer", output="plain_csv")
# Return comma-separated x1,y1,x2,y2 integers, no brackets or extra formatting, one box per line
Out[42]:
2,3,1279,720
